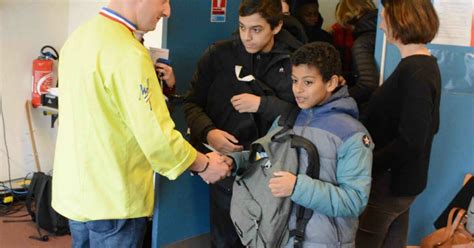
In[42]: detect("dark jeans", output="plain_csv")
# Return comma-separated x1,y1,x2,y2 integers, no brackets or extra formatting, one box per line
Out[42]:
69,217,147,248
356,172,416,248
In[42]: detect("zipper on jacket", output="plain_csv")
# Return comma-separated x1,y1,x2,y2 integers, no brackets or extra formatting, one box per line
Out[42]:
248,113,261,138
299,109,313,135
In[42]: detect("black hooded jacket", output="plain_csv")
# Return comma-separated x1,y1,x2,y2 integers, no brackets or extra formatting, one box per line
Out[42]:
184,29,302,153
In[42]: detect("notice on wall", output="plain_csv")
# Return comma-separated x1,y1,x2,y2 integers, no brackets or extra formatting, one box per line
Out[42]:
431,0,474,47
210,0,227,23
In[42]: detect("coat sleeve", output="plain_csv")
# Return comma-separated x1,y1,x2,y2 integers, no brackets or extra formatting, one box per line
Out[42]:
107,51,197,180
291,132,373,217
257,61,297,122
258,95,296,122
349,33,379,105
228,150,251,176
183,46,218,143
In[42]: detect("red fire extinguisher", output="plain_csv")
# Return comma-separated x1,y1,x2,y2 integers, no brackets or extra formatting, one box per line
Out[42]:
32,46,59,108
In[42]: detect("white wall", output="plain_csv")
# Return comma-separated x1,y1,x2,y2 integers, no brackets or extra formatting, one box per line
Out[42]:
68,0,108,34
0,0,70,181
319,0,339,31
0,0,164,181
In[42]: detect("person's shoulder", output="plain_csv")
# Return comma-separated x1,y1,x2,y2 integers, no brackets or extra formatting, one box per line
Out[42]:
400,55,438,68
399,55,440,81
202,38,246,66
198,39,237,61
315,111,367,143
275,29,304,52
340,130,374,153
210,39,239,53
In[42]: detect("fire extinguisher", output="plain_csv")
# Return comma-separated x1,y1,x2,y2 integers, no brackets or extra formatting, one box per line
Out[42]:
32,45,59,108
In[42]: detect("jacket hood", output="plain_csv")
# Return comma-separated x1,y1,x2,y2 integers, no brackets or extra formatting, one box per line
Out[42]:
303,85,359,119
282,15,308,44
353,9,378,39
274,28,304,53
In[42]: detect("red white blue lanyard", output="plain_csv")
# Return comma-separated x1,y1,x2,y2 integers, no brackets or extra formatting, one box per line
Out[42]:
99,7,137,32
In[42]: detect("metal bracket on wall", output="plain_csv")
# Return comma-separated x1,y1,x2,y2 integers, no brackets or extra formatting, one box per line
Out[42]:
37,105,58,128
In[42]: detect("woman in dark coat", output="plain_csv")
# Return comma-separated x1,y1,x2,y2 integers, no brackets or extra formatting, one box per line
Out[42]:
336,0,378,110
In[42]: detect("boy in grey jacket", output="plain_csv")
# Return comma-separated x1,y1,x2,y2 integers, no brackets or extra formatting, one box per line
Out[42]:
233,42,374,247
276,42,373,247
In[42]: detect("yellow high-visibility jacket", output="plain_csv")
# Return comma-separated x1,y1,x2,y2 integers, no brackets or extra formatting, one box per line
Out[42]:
52,15,197,221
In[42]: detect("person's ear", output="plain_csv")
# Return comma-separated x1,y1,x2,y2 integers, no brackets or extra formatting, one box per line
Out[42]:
272,20,283,35
326,75,340,93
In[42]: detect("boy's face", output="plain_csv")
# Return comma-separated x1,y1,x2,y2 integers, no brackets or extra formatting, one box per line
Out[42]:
239,13,282,54
291,64,337,109
301,3,319,27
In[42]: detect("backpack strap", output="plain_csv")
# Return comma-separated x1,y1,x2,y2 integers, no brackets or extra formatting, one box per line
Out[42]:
25,172,43,221
33,174,50,228
288,135,320,248
25,172,50,240
278,107,300,128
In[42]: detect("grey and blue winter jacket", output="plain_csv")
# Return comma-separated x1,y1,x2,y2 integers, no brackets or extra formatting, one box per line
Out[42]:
285,86,373,248
230,86,373,247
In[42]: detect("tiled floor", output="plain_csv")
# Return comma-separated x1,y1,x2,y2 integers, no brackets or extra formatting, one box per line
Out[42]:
0,203,71,248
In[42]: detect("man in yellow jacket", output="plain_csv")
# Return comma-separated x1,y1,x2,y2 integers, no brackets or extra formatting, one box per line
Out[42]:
52,0,231,247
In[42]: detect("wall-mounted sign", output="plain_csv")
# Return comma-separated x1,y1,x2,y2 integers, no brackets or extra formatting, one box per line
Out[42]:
432,0,474,47
211,0,226,23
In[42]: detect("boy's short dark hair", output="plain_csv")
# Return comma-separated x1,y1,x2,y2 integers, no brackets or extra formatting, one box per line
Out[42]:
239,0,283,29
382,0,439,44
290,42,342,82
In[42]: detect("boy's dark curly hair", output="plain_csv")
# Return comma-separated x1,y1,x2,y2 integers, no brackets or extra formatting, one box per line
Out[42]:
290,42,342,82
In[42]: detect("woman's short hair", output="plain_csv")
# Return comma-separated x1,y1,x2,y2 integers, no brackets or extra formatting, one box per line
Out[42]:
239,0,283,29
335,0,376,26
382,0,439,44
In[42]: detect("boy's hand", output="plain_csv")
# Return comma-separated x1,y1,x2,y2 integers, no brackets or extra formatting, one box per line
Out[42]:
207,129,243,154
268,171,297,197
230,93,261,113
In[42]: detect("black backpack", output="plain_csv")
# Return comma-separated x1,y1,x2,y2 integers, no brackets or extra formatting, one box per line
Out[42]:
25,172,69,240
230,109,320,248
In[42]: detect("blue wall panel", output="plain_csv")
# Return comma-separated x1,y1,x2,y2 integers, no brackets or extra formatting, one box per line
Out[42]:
408,44,474,244
152,0,241,246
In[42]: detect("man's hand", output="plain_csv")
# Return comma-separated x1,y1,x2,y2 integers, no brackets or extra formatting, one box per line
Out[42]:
230,93,261,113
155,62,176,88
207,129,243,154
199,152,233,183
268,171,297,197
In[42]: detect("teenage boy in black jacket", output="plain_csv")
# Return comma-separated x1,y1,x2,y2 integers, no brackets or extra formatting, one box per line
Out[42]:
184,0,302,247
